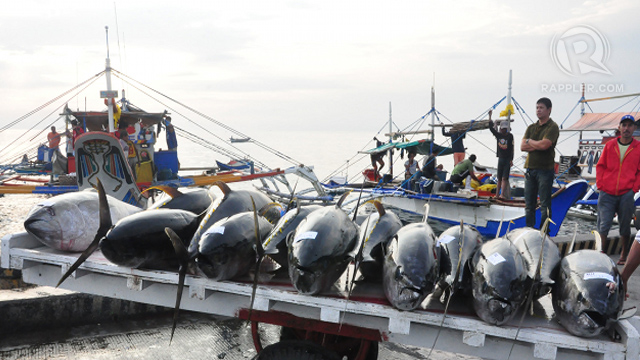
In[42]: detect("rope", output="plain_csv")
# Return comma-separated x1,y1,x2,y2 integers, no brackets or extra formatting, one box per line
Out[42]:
0,73,103,163
0,71,104,133
111,69,302,168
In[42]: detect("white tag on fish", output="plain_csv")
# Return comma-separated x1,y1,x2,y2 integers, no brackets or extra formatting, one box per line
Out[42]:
438,235,456,247
204,226,225,236
294,231,318,243
584,272,614,283
487,252,506,265
38,200,55,207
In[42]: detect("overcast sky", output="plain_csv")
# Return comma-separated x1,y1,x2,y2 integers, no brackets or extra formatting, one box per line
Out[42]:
2,0,640,137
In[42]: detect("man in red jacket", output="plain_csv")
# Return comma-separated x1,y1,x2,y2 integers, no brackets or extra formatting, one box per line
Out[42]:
596,114,640,266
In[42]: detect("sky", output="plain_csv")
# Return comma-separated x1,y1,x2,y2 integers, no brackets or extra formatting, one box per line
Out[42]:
2,0,640,146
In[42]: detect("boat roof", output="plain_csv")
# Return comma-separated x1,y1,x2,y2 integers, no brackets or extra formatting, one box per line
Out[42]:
360,139,453,156
65,102,167,132
563,112,640,132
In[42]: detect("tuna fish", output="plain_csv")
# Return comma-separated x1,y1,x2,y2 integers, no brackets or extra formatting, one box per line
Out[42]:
146,186,216,215
99,209,200,269
57,179,201,286
190,210,273,280
263,204,322,268
358,201,403,281
24,188,141,252
552,249,625,337
287,193,359,295
382,220,439,311
437,223,483,296
470,238,528,325
187,181,272,257
507,227,561,299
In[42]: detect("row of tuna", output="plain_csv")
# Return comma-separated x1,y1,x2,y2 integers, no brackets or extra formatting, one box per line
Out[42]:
23,182,626,338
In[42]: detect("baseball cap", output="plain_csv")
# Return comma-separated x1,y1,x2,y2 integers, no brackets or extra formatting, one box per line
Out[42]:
620,114,635,124
500,121,509,130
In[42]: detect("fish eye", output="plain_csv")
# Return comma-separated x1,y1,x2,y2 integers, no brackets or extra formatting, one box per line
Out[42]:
46,207,55,216
394,266,403,281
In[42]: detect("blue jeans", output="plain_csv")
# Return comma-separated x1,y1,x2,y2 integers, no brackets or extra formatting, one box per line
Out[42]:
597,190,635,238
524,169,555,230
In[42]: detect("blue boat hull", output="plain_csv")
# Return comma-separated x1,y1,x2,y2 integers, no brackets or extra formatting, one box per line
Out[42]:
373,180,588,237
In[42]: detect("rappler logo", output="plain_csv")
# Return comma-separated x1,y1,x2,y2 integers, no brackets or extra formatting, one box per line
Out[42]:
550,25,612,77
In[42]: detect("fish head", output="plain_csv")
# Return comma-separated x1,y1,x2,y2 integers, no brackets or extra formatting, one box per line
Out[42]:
383,263,430,310
24,197,95,252
471,239,528,325
287,207,358,294
289,265,325,295
552,251,625,337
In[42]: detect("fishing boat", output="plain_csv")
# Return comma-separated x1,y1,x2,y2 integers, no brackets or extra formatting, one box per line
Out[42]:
0,28,329,206
324,71,588,237
368,180,588,237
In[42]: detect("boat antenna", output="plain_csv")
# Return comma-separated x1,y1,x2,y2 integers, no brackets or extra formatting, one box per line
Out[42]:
430,83,435,153
580,83,585,116
105,26,115,132
388,102,393,178
506,69,512,131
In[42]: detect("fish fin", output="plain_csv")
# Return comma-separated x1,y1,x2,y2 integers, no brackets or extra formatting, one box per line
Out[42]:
57,179,111,287
214,181,231,196
336,190,352,208
568,223,578,254
142,185,183,199
247,196,263,322
619,306,637,320
373,200,385,217
56,232,103,287
422,204,430,222
508,218,552,359
286,177,300,212
593,230,603,252
427,220,465,357
164,227,189,345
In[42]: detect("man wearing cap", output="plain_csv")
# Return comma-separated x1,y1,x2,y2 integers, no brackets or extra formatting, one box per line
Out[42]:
521,97,559,231
450,154,480,186
596,114,640,266
488,110,514,199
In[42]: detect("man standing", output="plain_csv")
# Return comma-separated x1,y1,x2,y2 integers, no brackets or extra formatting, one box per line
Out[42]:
442,127,466,165
370,137,385,180
47,126,61,161
596,115,640,266
488,110,514,199
520,98,559,231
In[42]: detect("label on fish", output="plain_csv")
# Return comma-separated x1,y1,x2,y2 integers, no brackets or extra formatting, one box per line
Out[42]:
204,226,225,236
38,200,55,206
294,231,318,243
437,235,456,247
584,272,614,283
486,252,506,265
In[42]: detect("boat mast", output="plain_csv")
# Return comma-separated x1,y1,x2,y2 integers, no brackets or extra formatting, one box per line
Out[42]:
580,83,585,116
388,102,393,177
430,85,435,152
105,26,115,132
506,69,512,131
